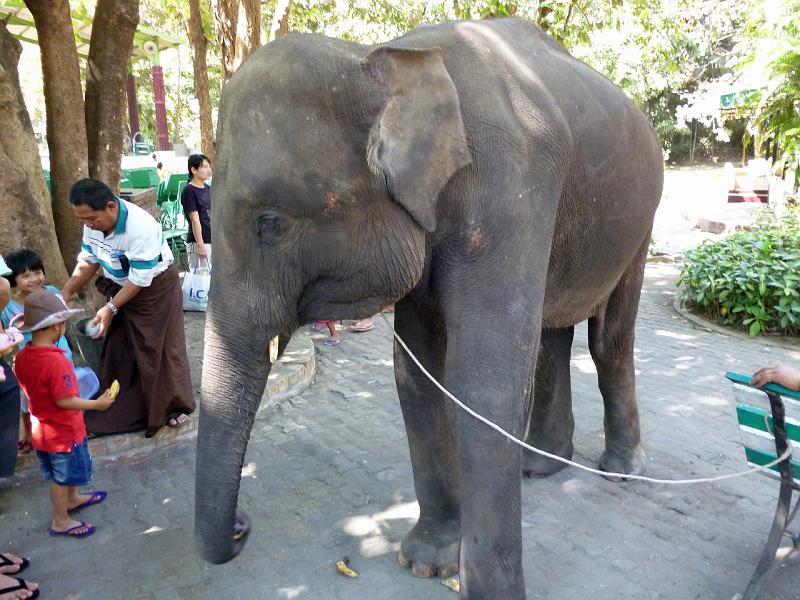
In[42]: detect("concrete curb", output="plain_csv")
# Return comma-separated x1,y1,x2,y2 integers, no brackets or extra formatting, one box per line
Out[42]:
672,295,800,351
13,331,316,474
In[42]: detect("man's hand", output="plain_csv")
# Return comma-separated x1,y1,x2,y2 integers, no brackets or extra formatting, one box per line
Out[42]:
197,242,208,259
94,389,116,411
751,365,800,391
90,305,113,339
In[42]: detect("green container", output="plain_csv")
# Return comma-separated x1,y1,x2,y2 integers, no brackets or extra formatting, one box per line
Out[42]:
127,167,159,188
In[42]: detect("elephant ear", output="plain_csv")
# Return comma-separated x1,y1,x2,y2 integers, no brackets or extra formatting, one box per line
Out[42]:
365,46,472,232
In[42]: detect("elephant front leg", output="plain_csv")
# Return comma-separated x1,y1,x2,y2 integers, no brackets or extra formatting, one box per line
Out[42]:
523,326,575,477
448,327,531,599
394,298,461,579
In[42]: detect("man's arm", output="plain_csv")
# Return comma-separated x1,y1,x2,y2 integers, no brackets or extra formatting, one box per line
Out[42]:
90,282,143,338
61,260,100,303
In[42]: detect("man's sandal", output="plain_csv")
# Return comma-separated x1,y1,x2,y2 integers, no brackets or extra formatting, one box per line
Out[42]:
0,577,39,599
0,554,28,575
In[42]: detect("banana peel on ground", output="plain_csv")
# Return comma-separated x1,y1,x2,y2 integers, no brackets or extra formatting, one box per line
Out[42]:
335,556,359,578
441,576,460,592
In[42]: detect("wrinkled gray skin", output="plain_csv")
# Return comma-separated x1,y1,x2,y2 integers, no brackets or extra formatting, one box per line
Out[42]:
196,18,663,599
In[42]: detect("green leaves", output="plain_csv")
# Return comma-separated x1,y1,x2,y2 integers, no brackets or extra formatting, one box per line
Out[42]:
678,207,800,338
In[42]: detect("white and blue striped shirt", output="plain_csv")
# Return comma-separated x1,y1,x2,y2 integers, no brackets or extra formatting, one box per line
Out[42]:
77,199,173,287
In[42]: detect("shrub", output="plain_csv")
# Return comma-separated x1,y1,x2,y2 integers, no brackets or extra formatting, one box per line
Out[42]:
678,207,800,337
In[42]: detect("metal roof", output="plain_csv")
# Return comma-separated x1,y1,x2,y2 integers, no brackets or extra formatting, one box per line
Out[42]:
0,0,181,59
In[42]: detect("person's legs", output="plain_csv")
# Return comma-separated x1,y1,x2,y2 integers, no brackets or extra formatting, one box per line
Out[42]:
324,321,340,346
0,361,20,477
18,404,32,453
41,442,94,535
49,483,90,534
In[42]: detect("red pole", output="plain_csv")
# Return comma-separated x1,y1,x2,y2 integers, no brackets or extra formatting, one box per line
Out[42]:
151,65,169,150
127,73,140,139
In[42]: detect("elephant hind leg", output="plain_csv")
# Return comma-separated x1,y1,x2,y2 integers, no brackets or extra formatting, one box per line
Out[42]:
589,236,650,477
523,326,575,477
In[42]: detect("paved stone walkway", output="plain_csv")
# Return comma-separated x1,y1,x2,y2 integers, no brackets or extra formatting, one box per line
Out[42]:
2,262,800,599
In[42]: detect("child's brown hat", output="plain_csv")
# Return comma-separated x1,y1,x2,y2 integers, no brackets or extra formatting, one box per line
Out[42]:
8,289,84,333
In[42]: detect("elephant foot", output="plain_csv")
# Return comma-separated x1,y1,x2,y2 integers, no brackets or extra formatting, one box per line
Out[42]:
399,518,460,578
522,441,573,478
598,446,647,481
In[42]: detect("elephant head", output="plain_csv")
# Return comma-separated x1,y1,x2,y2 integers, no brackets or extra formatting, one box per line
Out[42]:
195,35,471,564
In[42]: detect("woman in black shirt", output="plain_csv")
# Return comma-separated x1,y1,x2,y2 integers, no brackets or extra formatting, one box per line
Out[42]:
181,154,212,270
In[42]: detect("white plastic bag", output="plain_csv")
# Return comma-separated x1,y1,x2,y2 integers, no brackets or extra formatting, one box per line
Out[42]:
182,258,211,312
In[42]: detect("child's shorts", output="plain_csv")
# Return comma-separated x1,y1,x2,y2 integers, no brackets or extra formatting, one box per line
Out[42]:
36,438,93,486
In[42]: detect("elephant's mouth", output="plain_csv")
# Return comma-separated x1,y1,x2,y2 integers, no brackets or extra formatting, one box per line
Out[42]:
297,280,388,323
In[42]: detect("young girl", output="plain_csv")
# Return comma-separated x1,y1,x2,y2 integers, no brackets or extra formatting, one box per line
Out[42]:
180,153,212,270
1,249,98,453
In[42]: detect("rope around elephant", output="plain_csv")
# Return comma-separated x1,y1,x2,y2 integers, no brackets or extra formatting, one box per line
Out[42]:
380,313,793,486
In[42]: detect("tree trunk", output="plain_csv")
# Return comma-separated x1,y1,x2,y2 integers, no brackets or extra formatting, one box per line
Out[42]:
238,0,261,62
85,0,140,193
187,0,215,159
0,21,68,283
269,0,291,41
24,0,88,272
210,0,239,81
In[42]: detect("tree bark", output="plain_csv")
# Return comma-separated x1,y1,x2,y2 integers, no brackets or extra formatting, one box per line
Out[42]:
187,0,215,159
0,21,68,283
269,0,291,41
210,0,239,81
85,0,140,193
238,0,261,61
24,0,88,272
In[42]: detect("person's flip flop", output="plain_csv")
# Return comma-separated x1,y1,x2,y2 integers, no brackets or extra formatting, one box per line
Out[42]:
0,576,39,599
0,553,29,574
48,521,95,538
351,321,374,332
323,338,341,346
69,490,107,513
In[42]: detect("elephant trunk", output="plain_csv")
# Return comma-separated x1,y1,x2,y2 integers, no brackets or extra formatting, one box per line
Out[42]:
195,300,272,564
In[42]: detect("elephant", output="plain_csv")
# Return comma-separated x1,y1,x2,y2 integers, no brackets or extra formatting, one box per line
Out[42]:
195,17,663,599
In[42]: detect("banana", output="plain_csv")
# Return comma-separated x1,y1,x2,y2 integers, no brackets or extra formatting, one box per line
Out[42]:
335,557,358,578
441,577,460,592
108,380,120,400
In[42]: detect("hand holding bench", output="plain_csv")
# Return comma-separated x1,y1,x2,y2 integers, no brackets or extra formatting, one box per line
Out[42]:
727,371,800,600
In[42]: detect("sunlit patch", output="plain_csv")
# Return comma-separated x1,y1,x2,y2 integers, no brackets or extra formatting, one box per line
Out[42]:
340,501,420,557
278,586,308,598
571,355,597,374
242,462,258,478
653,329,696,341
140,526,164,535
560,478,588,495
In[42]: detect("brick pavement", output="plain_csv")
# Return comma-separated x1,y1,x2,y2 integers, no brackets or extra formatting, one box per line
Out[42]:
2,262,800,599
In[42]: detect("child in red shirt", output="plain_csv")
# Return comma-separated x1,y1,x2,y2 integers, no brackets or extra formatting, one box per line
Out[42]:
12,290,115,538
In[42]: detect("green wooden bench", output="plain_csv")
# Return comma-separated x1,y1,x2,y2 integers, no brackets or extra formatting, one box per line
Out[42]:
727,371,800,600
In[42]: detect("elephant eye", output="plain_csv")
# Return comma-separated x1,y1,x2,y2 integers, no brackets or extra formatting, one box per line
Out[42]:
256,213,285,241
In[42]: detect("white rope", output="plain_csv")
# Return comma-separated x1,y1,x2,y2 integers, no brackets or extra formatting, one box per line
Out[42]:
380,313,795,485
